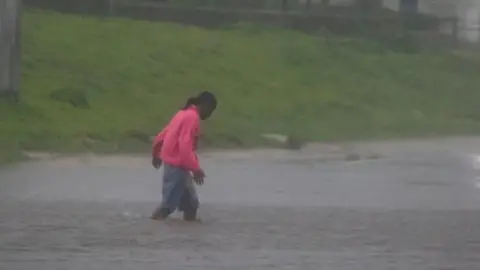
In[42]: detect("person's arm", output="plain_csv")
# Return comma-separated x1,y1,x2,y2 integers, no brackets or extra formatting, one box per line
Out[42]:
178,115,201,172
152,126,168,158
151,126,168,169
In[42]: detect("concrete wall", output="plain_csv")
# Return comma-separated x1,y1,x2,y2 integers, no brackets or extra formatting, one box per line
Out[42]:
458,0,480,43
382,0,480,43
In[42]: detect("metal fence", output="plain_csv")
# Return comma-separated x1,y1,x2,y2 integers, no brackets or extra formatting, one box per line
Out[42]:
23,0,463,48
0,0,21,101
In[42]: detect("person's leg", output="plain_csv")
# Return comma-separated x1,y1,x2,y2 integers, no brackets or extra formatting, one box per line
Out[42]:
179,191,198,221
183,207,197,221
178,175,200,221
151,164,189,220
150,206,172,220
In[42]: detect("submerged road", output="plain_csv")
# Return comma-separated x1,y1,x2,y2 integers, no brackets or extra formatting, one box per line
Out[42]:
1,138,480,269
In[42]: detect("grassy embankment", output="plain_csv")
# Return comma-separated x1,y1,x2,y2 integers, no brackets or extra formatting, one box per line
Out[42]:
1,10,480,163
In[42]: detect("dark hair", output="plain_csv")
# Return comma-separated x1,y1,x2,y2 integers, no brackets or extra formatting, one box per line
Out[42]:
182,91,217,110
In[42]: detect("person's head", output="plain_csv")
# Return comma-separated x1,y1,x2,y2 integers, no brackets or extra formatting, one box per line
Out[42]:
182,91,217,120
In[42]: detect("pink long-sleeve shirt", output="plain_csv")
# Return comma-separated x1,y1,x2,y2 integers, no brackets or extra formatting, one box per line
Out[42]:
152,106,200,171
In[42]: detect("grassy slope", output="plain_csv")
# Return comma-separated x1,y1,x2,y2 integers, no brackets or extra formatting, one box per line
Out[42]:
2,10,480,162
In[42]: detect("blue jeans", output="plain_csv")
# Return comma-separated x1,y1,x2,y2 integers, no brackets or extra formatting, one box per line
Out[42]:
159,164,199,213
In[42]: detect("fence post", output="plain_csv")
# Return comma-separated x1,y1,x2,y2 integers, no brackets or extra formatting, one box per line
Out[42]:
265,0,276,10
305,0,312,12
452,17,459,47
321,0,330,8
0,0,21,101
207,0,216,8
108,0,116,16
281,0,287,12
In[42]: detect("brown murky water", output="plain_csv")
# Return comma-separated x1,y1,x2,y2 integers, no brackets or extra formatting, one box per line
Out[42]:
1,138,480,269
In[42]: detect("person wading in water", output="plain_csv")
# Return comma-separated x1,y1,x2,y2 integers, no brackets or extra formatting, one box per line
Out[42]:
150,91,217,221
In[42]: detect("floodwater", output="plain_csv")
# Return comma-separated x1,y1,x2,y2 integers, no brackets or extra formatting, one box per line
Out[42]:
1,137,480,270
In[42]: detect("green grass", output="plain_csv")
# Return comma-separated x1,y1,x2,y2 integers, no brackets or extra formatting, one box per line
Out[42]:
2,10,480,163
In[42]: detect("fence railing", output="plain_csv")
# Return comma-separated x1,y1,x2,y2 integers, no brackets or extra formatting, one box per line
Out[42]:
0,0,22,100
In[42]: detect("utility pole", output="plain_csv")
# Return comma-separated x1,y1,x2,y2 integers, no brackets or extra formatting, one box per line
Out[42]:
0,0,22,101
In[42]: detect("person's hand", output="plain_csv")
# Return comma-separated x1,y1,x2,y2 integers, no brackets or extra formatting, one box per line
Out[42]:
192,169,205,185
152,156,162,169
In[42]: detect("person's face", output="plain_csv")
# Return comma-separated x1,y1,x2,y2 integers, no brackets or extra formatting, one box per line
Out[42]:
199,103,216,120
